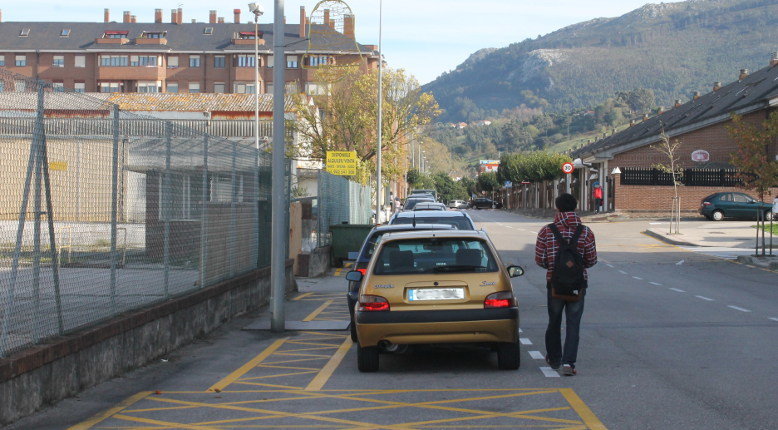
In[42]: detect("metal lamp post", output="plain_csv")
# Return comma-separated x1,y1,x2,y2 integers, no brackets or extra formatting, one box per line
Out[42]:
375,0,383,224
248,3,263,152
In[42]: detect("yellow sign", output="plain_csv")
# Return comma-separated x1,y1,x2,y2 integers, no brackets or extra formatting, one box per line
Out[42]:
326,151,357,176
49,161,68,171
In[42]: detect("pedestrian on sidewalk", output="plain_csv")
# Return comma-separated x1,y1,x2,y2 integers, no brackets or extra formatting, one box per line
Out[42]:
592,183,603,214
535,193,597,376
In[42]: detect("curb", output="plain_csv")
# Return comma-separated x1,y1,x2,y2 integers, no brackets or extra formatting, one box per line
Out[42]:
736,255,778,270
642,229,697,247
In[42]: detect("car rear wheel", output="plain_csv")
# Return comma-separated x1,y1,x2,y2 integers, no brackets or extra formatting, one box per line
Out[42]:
357,345,379,372
349,322,358,342
712,210,724,221
496,340,520,370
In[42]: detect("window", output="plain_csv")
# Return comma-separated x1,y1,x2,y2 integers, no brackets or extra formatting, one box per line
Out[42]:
189,55,201,67
0,55,5,67
137,81,161,93
732,193,753,203
238,31,258,40
75,55,85,68
15,55,27,67
52,56,65,68
60,28,71,37
213,82,225,93
99,82,122,93
267,55,273,68
15,80,26,92
19,28,30,37
166,82,178,93
167,56,179,68
285,81,299,94
210,175,244,203
308,55,333,67
52,82,65,92
74,82,85,93
103,31,128,39
100,55,128,67
235,55,256,68
188,82,200,93
141,31,166,39
286,55,298,68
373,238,497,275
130,55,160,67
305,83,329,96
213,55,226,68
233,82,256,94
204,27,214,35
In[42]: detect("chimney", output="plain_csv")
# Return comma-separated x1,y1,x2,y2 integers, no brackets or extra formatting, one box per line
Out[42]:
177,8,183,25
629,119,635,127
218,17,225,23
209,10,217,24
344,14,355,38
324,9,330,27
693,91,701,100
104,8,110,23
713,81,722,91
674,99,683,108
234,8,241,23
191,19,196,23
131,15,137,23
155,9,163,23
771,52,778,67
171,9,177,24
123,11,131,23
739,68,749,80
299,6,306,38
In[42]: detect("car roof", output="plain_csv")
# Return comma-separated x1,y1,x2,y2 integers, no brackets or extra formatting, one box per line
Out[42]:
414,202,447,209
370,223,455,233
380,229,489,241
393,211,472,219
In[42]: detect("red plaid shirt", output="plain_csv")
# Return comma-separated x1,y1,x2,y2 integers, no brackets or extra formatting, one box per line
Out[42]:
535,212,597,281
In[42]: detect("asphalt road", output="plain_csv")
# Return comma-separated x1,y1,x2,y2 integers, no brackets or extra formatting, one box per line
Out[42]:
9,209,778,430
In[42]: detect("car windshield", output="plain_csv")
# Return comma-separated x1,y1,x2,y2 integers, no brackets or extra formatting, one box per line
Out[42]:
374,237,498,275
392,216,473,230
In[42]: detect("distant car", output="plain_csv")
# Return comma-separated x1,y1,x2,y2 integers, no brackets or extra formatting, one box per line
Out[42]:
346,223,456,341
346,229,525,372
403,197,435,211
413,202,447,211
448,200,468,209
471,198,497,209
699,192,773,221
390,210,476,230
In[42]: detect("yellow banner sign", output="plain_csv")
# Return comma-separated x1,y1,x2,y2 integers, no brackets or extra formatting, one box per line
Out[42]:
326,151,357,176
49,161,68,171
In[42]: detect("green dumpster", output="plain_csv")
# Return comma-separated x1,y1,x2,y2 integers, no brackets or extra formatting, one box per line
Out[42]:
329,224,373,267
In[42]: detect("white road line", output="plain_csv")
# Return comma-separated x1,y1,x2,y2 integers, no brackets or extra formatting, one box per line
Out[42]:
606,264,615,268
529,351,545,360
520,338,533,345
769,318,778,322
676,260,685,265
669,288,686,293
695,295,714,301
727,305,752,313
540,367,561,378
632,276,643,280
649,282,662,286
618,270,628,275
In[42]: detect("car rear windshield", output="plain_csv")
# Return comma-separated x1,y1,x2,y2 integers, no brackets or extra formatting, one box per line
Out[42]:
392,216,473,230
374,237,498,275
404,199,434,210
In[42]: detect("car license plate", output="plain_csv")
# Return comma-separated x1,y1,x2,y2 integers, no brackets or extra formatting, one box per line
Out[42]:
408,288,464,301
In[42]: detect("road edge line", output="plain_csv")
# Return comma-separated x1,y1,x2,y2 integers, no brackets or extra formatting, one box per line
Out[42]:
559,388,607,430
67,391,153,430
207,337,287,392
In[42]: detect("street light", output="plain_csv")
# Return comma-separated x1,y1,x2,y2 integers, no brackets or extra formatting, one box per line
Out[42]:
248,3,264,152
375,0,384,224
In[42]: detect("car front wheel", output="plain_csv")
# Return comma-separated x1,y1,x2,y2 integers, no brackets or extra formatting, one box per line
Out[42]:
496,340,520,370
357,345,379,372
712,210,724,221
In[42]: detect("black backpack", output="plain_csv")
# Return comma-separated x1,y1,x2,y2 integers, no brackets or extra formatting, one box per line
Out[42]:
548,223,586,299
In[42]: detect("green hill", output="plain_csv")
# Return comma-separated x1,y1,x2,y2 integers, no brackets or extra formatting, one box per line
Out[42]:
423,0,778,122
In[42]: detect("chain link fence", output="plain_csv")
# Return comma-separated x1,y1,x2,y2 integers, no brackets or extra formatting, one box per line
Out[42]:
0,69,286,357
315,171,373,247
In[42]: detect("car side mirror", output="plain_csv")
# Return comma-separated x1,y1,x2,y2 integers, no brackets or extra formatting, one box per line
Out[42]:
507,265,524,278
345,270,363,282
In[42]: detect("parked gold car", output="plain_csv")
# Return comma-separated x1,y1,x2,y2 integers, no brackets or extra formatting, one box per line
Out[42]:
346,230,524,372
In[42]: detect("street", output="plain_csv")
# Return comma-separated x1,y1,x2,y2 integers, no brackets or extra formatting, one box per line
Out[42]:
9,210,777,430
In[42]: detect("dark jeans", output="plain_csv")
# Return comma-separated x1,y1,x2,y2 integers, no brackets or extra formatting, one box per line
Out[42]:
545,284,585,366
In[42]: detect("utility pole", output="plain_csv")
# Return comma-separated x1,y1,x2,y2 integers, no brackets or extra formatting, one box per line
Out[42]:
375,0,383,224
270,0,286,332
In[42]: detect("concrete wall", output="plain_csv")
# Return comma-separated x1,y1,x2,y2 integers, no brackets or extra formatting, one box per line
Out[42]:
295,246,331,278
0,261,296,425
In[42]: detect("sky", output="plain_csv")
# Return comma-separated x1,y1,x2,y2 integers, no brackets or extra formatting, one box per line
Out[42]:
2,0,682,84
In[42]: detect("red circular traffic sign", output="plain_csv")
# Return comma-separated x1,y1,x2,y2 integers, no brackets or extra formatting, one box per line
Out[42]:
562,162,575,174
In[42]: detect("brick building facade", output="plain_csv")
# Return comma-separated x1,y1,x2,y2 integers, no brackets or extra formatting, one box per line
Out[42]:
0,6,378,95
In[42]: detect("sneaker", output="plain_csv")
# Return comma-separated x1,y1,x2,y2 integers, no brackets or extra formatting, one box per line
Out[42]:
561,364,576,376
545,355,560,370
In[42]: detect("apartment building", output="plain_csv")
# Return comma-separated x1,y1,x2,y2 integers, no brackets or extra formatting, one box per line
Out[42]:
0,6,378,95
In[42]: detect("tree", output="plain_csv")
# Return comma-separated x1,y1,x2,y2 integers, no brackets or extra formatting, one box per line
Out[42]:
292,65,441,185
651,130,683,234
432,173,468,202
727,112,778,201
477,172,500,195
497,152,570,184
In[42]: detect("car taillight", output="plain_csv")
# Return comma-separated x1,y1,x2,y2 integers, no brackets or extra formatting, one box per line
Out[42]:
359,295,389,312
484,291,515,309
702,202,711,206
357,268,367,276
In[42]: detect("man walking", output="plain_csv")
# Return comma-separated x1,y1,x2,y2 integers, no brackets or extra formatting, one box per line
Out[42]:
535,193,597,376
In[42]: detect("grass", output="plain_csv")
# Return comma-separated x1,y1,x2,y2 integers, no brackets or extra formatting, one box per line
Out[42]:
753,223,778,235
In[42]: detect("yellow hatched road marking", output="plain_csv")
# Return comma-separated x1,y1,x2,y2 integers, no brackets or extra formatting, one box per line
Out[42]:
207,338,288,392
67,391,152,430
559,388,608,430
305,337,353,391
303,299,335,321
292,292,314,300
113,413,222,429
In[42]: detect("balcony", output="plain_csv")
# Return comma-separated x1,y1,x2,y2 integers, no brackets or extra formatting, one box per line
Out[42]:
135,38,168,46
97,66,165,81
